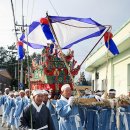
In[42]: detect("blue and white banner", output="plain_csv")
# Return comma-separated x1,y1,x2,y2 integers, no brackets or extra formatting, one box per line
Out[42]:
20,16,107,49
50,16,106,49
20,21,54,49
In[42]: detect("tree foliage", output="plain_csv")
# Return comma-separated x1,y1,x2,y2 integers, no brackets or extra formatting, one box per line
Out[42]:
0,45,44,90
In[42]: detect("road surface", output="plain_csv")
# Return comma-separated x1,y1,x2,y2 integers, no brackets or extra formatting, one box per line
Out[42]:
0,116,7,130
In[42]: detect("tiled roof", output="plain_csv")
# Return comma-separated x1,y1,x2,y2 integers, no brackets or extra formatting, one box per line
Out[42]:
0,69,12,79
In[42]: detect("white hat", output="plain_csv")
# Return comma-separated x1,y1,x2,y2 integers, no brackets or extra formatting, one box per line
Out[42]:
25,89,30,92
32,90,43,97
96,92,102,95
5,88,9,91
109,91,116,94
9,92,14,96
42,90,49,95
85,89,92,95
109,89,116,94
14,91,19,96
19,90,25,94
61,84,71,92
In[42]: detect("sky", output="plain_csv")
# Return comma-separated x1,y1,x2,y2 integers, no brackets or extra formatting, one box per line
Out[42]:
0,0,130,79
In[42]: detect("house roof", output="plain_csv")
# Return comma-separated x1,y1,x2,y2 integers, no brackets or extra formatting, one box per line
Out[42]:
85,19,130,72
0,69,12,80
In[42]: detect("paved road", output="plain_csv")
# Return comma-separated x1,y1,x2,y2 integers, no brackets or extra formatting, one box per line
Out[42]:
0,125,6,130
0,116,7,130
0,107,7,130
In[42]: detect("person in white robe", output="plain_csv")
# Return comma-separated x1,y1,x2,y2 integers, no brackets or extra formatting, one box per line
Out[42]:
0,88,10,127
25,89,31,104
56,84,83,130
13,90,28,129
42,90,59,130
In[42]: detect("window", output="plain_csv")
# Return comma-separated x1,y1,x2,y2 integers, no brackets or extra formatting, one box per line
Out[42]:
102,79,107,91
92,80,94,91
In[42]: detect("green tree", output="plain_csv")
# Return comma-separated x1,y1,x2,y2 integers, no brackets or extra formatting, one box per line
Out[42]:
0,47,8,65
0,45,42,90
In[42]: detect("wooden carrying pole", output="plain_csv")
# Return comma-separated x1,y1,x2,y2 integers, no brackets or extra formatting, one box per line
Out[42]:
80,26,111,67
46,13,75,88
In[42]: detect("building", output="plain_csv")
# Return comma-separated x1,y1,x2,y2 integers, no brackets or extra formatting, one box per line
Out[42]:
0,69,12,93
85,19,130,96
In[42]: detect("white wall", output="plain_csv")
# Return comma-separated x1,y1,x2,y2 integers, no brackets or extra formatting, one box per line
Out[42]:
91,60,112,91
91,48,130,96
113,48,130,96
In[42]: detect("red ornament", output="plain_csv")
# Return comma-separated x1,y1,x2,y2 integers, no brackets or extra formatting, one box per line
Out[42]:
65,54,73,62
70,65,80,76
40,18,49,25
17,41,23,46
44,68,54,76
104,32,113,42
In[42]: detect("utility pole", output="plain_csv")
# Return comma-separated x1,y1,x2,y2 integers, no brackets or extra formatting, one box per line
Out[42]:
19,0,24,89
13,0,29,90
15,63,17,79
10,0,19,90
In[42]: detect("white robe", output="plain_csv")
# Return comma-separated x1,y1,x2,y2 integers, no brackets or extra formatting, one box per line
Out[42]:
56,95,83,130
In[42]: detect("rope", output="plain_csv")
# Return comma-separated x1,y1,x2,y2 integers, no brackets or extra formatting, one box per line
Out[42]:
56,21,110,29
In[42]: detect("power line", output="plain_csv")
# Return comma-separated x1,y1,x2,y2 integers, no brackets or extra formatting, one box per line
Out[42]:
48,0,59,16
14,0,17,20
26,0,30,24
22,0,24,29
10,0,18,42
30,0,35,24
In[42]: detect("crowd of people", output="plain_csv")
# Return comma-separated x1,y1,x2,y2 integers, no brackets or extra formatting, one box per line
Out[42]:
0,84,123,130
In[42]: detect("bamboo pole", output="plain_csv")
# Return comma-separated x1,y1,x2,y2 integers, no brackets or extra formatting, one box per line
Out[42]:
80,26,111,67
46,13,75,88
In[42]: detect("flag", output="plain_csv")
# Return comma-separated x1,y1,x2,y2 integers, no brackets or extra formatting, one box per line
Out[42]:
17,41,24,60
20,16,107,49
104,32,119,55
20,19,55,49
50,16,106,49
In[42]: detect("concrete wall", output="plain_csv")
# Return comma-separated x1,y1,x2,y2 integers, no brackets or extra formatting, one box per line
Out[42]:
113,48,130,96
91,48,130,96
91,60,112,91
